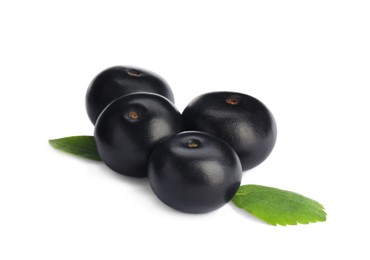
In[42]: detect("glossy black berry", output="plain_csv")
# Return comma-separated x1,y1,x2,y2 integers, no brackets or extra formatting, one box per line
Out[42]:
86,66,175,124
94,93,182,178
182,92,277,171
148,131,242,213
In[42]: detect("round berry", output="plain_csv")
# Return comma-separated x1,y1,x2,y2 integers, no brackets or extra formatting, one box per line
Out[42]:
86,66,174,124
94,93,182,177
182,92,277,171
148,131,242,213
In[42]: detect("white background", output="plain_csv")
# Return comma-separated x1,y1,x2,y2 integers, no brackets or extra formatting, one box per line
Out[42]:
1,0,370,259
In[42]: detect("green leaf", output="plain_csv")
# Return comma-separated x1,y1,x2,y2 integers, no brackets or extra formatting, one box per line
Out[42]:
232,184,326,226
49,136,101,161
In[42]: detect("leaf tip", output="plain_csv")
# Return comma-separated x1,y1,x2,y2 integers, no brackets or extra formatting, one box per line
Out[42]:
48,135,101,161
48,138,57,147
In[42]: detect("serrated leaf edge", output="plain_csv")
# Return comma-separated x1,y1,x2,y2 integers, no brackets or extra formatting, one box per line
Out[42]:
232,184,327,226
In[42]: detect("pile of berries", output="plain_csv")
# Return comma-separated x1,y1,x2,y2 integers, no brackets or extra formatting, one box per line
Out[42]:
86,66,277,214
